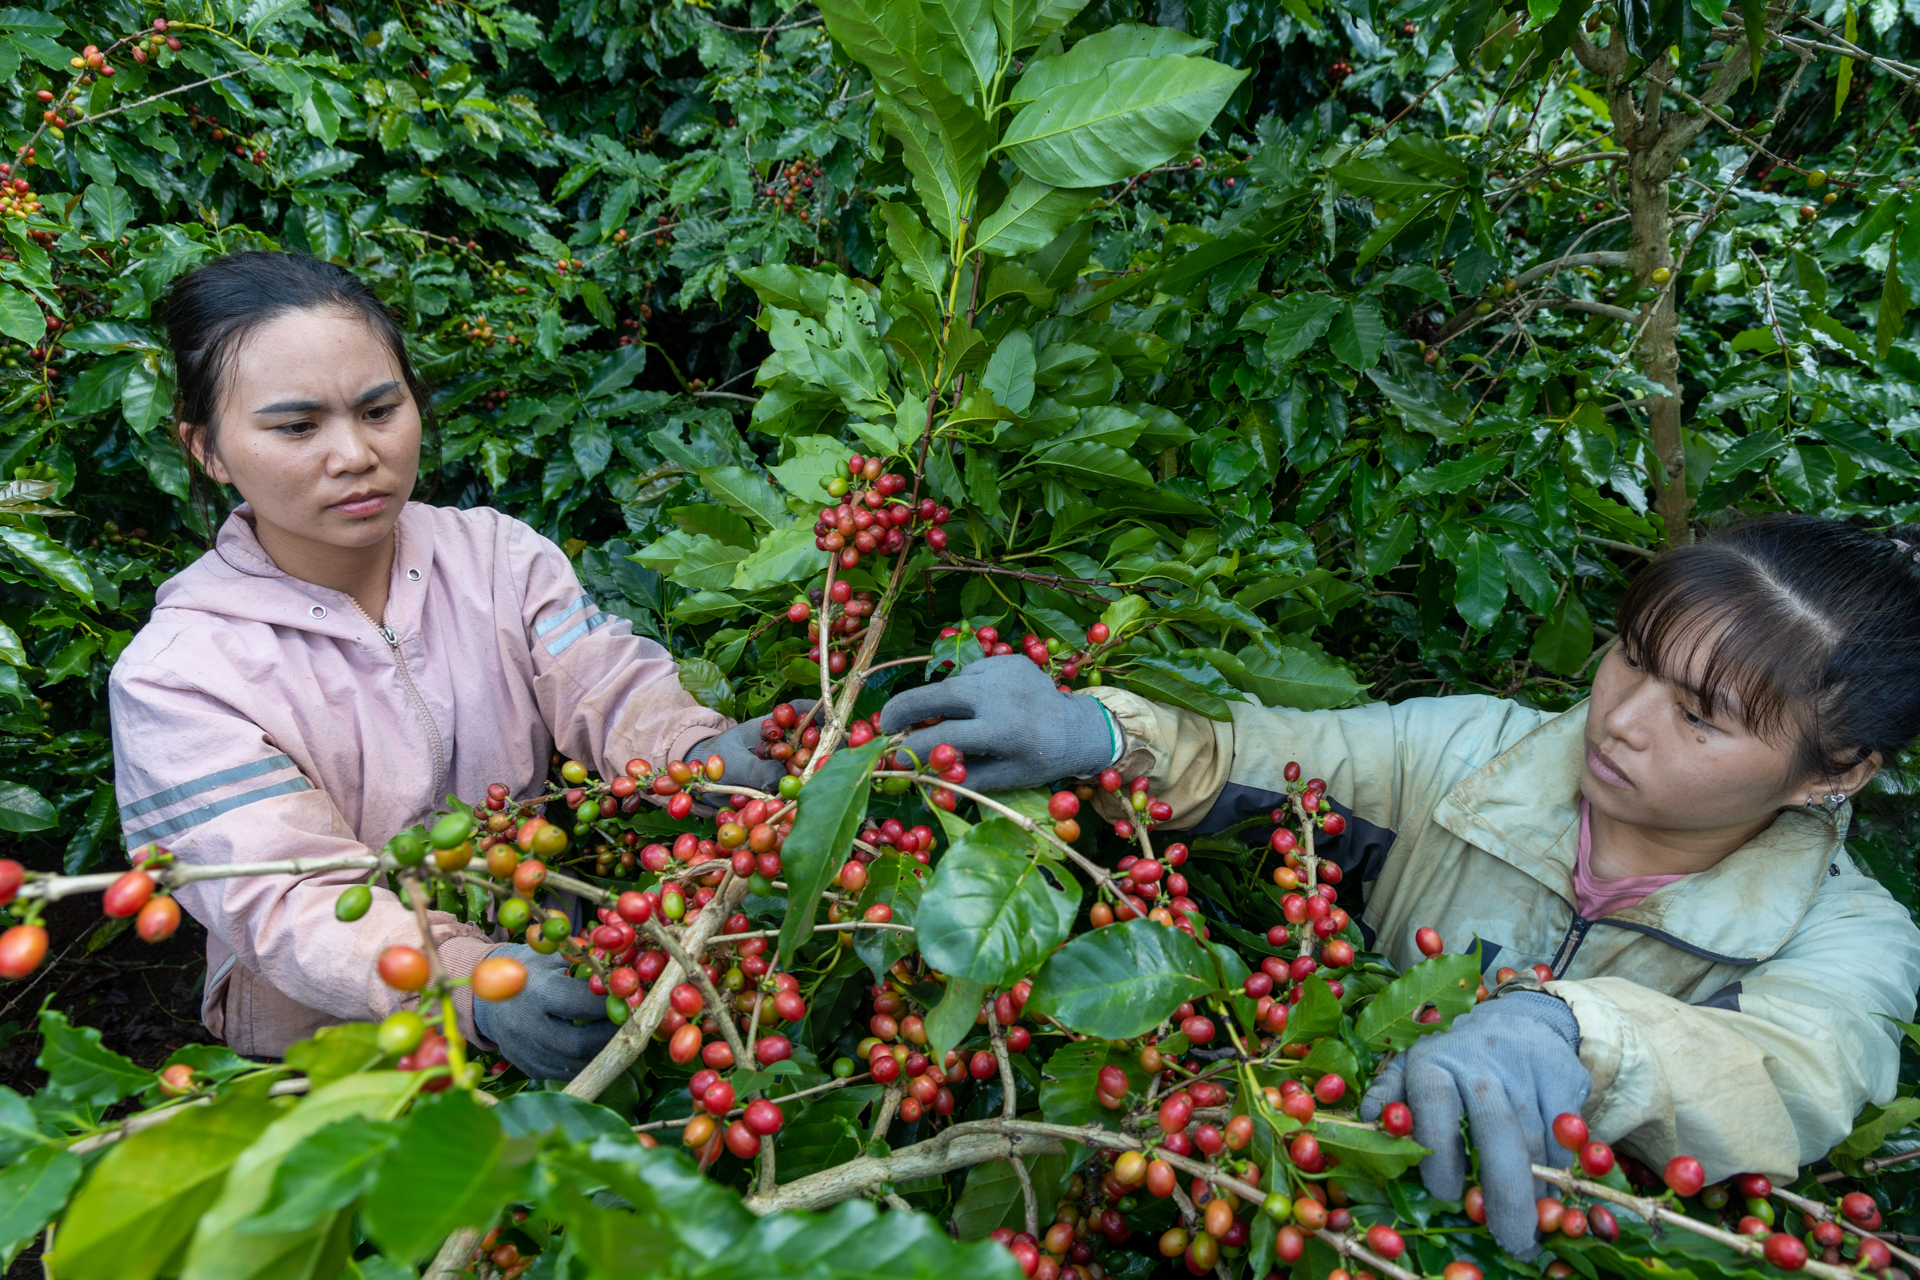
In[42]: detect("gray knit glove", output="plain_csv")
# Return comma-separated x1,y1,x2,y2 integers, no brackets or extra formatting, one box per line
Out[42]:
688,698,817,795
471,945,616,1082
877,655,1117,792
1360,992,1590,1260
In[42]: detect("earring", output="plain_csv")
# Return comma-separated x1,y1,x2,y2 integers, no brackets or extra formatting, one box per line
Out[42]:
1809,791,1848,812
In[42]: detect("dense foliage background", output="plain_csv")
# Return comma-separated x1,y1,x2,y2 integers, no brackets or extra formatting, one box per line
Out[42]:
7,0,1920,1270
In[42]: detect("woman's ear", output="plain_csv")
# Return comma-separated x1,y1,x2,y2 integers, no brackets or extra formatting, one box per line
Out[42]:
177,420,229,484
1823,751,1882,803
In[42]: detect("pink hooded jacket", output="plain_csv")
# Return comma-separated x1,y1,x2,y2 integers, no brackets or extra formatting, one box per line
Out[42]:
108,501,728,1057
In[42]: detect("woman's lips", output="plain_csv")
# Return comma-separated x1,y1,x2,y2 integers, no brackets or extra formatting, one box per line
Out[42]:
1586,744,1633,790
329,492,388,518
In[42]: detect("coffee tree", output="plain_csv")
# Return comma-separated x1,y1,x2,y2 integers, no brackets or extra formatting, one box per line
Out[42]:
7,0,1920,1274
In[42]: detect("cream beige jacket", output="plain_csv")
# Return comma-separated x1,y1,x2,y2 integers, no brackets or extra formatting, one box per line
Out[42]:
1087,688,1920,1181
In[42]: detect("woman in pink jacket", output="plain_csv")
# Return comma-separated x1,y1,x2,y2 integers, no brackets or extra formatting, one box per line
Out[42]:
109,252,778,1077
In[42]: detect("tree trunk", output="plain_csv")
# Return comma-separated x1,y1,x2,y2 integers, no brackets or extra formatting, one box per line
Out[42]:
1628,142,1692,545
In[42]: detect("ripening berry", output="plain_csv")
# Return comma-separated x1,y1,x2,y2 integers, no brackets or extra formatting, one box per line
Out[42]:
378,946,431,992
1664,1155,1706,1197
1415,927,1443,957
1381,1101,1413,1136
1580,1140,1616,1176
1551,1112,1588,1151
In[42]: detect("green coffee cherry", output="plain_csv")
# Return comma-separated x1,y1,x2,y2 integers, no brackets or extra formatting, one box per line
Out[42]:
498,897,531,933
749,872,775,896
832,1056,856,1078
779,775,803,800
388,830,427,867
429,812,474,850
607,994,630,1024
377,1009,426,1056
542,914,571,941
334,884,373,922
1264,1192,1293,1222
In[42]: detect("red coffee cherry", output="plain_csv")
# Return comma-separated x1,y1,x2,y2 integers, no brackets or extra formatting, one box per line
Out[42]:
1415,927,1443,957
1663,1155,1706,1197
378,946,431,992
1551,1112,1588,1150
0,923,48,979
102,869,155,918
1763,1232,1808,1272
1580,1140,1616,1176
0,859,23,906
744,1098,784,1135
135,895,181,943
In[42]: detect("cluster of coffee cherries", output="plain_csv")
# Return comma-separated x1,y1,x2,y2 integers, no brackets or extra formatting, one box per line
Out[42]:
468,1217,539,1279
0,162,39,221
0,846,184,981
373,939,528,1090
1099,769,1172,840
792,581,879,675
1267,762,1349,879
986,1169,1129,1280
753,699,829,779
761,159,825,223
458,315,498,346
811,453,954,569
855,971,1037,1127
935,619,1118,690
680,1066,789,1161
184,101,267,165
136,17,183,59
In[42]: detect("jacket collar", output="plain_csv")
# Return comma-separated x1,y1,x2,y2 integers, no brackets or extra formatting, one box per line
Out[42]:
1432,702,1847,964
169,502,436,640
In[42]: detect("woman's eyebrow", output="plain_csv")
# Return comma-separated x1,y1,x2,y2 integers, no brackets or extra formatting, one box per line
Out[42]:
253,381,400,415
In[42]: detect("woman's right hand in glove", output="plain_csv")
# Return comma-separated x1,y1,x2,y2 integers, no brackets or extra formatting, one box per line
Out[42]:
471,943,616,1081
877,654,1118,792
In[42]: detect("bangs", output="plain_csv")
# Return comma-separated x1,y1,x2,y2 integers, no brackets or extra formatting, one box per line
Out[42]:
1615,550,1834,746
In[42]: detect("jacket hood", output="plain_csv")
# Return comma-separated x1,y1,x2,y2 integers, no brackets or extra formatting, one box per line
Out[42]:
1432,703,1847,964
152,503,440,646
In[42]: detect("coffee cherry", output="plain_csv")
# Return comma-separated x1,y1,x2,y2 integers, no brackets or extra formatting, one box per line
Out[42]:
1738,1173,1772,1198
1589,1204,1619,1242
1381,1101,1413,1136
1442,1264,1484,1280
0,923,48,979
472,955,527,1000
136,895,181,943
1365,1225,1405,1259
1580,1140,1616,1176
756,1034,793,1065
1313,1073,1345,1104
1552,1112,1588,1150
103,869,155,918
1664,1155,1706,1197
1858,1238,1895,1272
0,859,23,906
378,1009,427,1055
1763,1232,1808,1271
1463,1187,1486,1223
156,1062,196,1097
1415,927,1442,956
378,946,430,992
1841,1192,1878,1223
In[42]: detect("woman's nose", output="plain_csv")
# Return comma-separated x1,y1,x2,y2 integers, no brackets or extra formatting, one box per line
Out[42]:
326,422,380,475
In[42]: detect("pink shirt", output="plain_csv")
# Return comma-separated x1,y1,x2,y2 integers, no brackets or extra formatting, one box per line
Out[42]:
1572,797,1688,919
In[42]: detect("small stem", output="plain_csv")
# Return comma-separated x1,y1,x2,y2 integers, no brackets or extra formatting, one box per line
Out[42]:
641,916,751,1071
871,1084,902,1145
402,877,468,1082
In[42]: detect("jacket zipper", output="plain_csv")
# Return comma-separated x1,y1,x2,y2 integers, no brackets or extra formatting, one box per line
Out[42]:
1547,913,1594,977
347,599,447,797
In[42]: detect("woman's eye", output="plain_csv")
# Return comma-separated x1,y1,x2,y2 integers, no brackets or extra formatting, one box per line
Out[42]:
1682,707,1710,730
366,404,396,422
278,420,317,437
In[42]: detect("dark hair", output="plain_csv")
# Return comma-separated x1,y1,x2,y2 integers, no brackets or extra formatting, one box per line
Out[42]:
1615,513,1920,783
163,251,432,532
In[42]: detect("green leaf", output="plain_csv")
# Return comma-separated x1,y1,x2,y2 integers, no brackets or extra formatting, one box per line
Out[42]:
1034,438,1154,488
1397,453,1506,496
1739,0,1766,83
1327,300,1387,371
1121,663,1233,720
1259,295,1344,364
0,780,55,832
778,741,886,957
0,1144,81,1268
1330,158,1440,203
1000,55,1247,189
52,1080,285,1280
975,177,1098,257
729,524,828,592
1011,24,1211,101
584,344,648,398
1530,592,1594,676
181,1071,416,1280
670,504,756,548
1313,1120,1431,1182
1351,951,1483,1052
0,528,93,602
1285,975,1345,1042
281,1024,385,1090
81,184,135,244
982,331,1037,413
37,1008,150,1108
1038,1039,1149,1129
362,1090,519,1262
1450,531,1507,632
1207,643,1369,711
1836,1097,1920,1160
241,1118,400,1235
953,1151,1076,1239
1880,235,1911,362
878,200,947,296
916,817,1079,986
1025,917,1215,1039
924,973,987,1067
1805,307,1873,362
0,286,42,344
